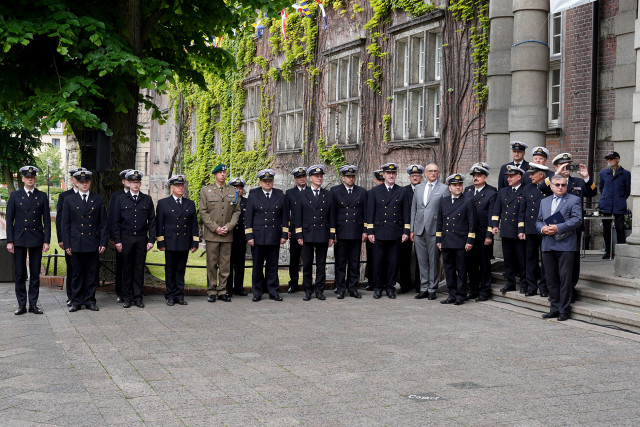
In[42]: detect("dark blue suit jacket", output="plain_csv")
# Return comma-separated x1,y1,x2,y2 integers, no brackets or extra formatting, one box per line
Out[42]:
156,196,199,251
245,188,289,245
294,187,333,242
535,193,582,252
598,166,631,214
436,194,475,248
61,192,108,252
56,188,75,243
329,184,366,240
463,184,497,240
366,184,411,240
6,188,51,247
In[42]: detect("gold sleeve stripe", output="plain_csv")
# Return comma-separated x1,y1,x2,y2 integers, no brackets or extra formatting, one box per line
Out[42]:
435,232,442,237
157,236,165,241
282,227,289,233
366,224,373,229
364,223,369,228
545,177,551,185
590,182,596,190
487,226,493,232
193,236,199,241
491,216,499,221
330,228,336,233
518,222,525,227
245,228,253,233
404,224,411,229
468,233,476,238
295,227,302,233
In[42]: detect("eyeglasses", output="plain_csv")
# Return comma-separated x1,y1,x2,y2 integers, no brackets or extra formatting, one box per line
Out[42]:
426,170,439,173
554,183,567,187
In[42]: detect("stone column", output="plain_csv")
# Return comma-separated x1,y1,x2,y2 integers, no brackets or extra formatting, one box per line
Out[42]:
485,0,514,187
508,0,549,149
614,0,640,278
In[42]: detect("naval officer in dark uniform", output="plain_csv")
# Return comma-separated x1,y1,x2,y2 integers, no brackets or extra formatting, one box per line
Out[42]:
6,166,50,315
437,173,475,305
463,164,497,301
156,175,199,306
295,165,333,301
285,166,307,293
498,141,531,190
491,165,526,293
227,177,248,297
108,169,131,303
245,169,289,302
61,170,108,312
366,163,411,299
363,169,384,291
112,170,156,308
330,165,366,299
56,167,85,307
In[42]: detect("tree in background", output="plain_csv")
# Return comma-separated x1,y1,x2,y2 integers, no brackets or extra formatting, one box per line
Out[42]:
0,116,41,190
0,0,290,203
35,144,64,188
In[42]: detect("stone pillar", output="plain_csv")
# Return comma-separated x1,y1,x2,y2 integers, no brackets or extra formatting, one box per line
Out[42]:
508,0,549,149
485,0,514,188
614,0,640,278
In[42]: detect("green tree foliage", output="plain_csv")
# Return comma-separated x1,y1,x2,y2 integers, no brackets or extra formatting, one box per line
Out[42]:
0,115,41,190
34,144,64,187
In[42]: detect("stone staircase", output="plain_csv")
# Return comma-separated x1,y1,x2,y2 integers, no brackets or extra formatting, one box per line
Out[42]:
489,259,640,334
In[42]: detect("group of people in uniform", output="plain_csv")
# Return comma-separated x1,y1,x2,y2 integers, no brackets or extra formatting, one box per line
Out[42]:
4,141,629,322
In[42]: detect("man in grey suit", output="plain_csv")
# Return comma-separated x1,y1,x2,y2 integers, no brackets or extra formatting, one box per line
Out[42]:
410,163,449,300
536,175,582,321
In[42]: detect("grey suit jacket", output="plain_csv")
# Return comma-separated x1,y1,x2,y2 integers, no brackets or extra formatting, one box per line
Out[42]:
411,181,449,236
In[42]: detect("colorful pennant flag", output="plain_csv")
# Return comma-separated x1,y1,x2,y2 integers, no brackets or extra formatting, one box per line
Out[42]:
280,9,288,40
292,1,312,18
315,0,328,30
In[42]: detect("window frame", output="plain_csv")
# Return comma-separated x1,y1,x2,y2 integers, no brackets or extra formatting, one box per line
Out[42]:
276,69,305,153
325,48,362,147
548,11,563,128
242,83,261,152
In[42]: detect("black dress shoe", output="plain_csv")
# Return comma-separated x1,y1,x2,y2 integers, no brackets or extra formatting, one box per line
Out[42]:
122,301,132,308
336,292,345,299
427,293,437,300
86,304,99,311
557,313,570,321
234,291,248,297
542,311,560,319
441,297,456,304
269,295,283,301
29,306,43,314
476,295,489,302
453,300,464,305
387,291,396,299
166,299,175,306
303,294,312,301
287,285,299,294
219,294,231,302
525,291,538,297
570,295,577,303
252,296,262,302
414,291,428,300
116,297,123,303
519,288,527,294
134,301,145,308
333,288,338,294
466,293,479,301
349,291,362,299
316,293,326,301
364,285,375,291
602,253,611,259
207,295,217,303
397,288,410,294
14,306,27,315
373,290,382,299
66,299,72,307
69,304,82,312
175,299,188,305
500,285,516,294
539,291,549,298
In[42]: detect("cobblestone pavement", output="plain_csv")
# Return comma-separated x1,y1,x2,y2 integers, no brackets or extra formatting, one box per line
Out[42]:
1,283,639,426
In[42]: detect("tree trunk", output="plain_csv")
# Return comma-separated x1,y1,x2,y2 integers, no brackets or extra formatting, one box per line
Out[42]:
2,165,14,191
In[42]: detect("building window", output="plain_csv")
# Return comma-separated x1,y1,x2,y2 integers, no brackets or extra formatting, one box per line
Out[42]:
51,138,60,148
153,127,160,164
549,12,562,126
242,85,260,151
278,70,304,151
392,30,442,142
326,52,361,146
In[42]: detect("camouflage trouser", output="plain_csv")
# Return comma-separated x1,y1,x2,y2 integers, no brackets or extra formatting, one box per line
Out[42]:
205,241,232,296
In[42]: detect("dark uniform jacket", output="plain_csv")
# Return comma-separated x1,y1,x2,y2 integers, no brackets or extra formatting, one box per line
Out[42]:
491,185,524,239
111,192,156,244
463,184,497,240
61,192,108,252
518,183,546,235
245,188,289,245
55,188,75,242
233,197,248,242
6,188,51,247
286,186,305,234
366,184,411,240
435,194,476,248
295,187,333,242
329,184,367,240
156,196,199,251
498,161,531,190
108,189,129,239
598,166,630,214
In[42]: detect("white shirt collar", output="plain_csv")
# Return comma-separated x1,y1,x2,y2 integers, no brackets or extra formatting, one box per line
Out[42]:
263,190,271,197
173,196,181,202
79,191,90,198
474,185,485,193
130,191,140,197
297,185,306,191
24,187,34,195
73,188,79,193
344,184,354,191
512,184,521,192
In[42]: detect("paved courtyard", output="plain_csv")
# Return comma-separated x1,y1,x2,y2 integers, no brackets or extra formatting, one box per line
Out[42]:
1,283,639,426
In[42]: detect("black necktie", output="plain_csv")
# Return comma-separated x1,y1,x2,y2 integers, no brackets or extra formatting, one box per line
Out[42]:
177,198,181,206
314,190,318,198
133,194,138,201
27,191,32,198
452,197,457,204
82,194,87,204
474,189,479,196
348,188,352,195
512,188,516,194
387,187,391,192
266,192,270,199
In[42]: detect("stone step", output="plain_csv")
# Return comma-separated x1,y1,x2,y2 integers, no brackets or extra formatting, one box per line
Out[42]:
577,272,640,295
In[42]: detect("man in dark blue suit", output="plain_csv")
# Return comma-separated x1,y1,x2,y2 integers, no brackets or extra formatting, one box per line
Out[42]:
246,169,289,302
437,174,475,305
227,177,248,297
285,166,307,293
366,163,411,299
156,175,199,306
295,165,333,301
330,165,366,299
536,175,583,321
6,166,50,315
56,167,85,307
598,151,631,259
61,170,108,312
108,169,131,303
498,141,531,190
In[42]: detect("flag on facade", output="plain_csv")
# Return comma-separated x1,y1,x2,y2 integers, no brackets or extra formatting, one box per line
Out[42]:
280,9,288,40
292,1,312,18
550,0,596,13
315,0,328,30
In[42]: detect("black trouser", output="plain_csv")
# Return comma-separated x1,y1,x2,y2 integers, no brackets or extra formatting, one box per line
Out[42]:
70,251,99,306
364,240,375,287
442,248,466,302
252,244,280,298
164,250,188,301
334,238,361,294
571,229,583,291
542,250,574,315
302,242,328,295
115,249,123,298
288,238,302,286
64,251,73,300
121,235,147,303
466,239,492,298
523,234,542,293
397,241,420,292
602,213,626,255
228,239,246,294
14,246,42,308
502,237,526,288
373,239,401,292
